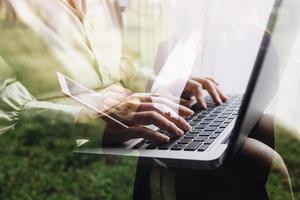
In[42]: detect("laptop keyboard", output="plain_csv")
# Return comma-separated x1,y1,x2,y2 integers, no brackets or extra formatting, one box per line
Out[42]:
133,95,243,152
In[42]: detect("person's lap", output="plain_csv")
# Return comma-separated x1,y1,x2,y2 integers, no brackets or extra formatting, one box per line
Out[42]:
134,114,283,200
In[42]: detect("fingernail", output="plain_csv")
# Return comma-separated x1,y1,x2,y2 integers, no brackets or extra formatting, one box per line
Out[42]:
163,136,170,142
177,129,184,136
188,109,194,115
186,124,192,131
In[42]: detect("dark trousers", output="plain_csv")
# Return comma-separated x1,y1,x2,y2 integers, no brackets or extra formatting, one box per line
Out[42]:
133,158,269,200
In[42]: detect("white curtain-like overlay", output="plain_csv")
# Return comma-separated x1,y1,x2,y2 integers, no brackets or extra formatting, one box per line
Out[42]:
151,0,274,113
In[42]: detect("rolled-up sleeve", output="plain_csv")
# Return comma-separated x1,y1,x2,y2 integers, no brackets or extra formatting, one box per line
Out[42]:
0,80,36,135
120,53,155,93
0,80,106,148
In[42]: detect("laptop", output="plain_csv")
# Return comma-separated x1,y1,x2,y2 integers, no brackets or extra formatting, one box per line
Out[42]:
57,0,282,169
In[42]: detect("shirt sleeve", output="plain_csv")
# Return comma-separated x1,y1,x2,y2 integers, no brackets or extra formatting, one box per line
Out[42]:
0,80,106,148
119,48,156,93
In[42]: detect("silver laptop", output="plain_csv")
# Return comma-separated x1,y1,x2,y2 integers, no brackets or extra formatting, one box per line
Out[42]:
57,0,284,169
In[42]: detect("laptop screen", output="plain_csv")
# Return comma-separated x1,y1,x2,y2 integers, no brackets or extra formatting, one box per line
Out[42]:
226,0,287,158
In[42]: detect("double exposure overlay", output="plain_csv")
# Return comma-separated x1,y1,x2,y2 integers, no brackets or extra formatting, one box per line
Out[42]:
0,0,300,199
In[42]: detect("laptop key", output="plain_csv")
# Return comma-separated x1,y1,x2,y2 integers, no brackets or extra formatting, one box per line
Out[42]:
184,134,197,139
215,128,225,133
228,115,236,119
188,129,199,134
184,142,202,151
204,118,214,121
198,144,209,151
203,121,213,125
226,109,235,112
178,138,192,144
132,141,144,149
195,124,207,129
158,139,177,150
197,114,205,118
198,122,209,125
193,136,208,142
192,118,202,122
220,114,230,118
200,131,213,136
220,123,230,128
171,143,186,150
204,127,217,131
216,117,227,121
213,110,222,114
189,121,198,126
209,122,222,127
204,139,214,144
228,106,237,110
146,143,157,149
194,126,205,130
223,111,232,115
199,121,209,125
202,111,210,115
160,131,174,138
214,118,225,122
225,119,233,123
210,133,220,139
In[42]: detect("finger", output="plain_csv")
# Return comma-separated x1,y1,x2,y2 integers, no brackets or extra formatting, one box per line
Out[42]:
160,97,193,116
204,81,223,104
169,114,192,132
192,83,207,109
194,77,220,86
126,126,170,143
134,111,185,136
164,94,193,108
103,97,121,110
194,78,227,103
103,100,139,120
205,77,220,86
215,86,229,102
138,103,192,131
180,98,193,108
148,96,194,117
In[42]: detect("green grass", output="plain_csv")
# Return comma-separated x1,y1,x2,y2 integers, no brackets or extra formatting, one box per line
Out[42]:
266,126,300,200
0,126,138,200
1,123,300,200
0,111,299,200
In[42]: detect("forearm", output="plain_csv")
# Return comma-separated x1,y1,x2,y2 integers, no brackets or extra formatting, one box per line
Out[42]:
120,54,156,93
1,81,106,149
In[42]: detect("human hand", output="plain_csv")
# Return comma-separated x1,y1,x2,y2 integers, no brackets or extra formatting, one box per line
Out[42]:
182,77,228,109
101,91,193,145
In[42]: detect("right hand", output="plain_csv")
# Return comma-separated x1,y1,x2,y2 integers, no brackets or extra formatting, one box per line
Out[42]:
101,91,193,145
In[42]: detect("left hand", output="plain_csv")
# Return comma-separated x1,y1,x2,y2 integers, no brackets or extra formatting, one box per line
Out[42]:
182,77,228,109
